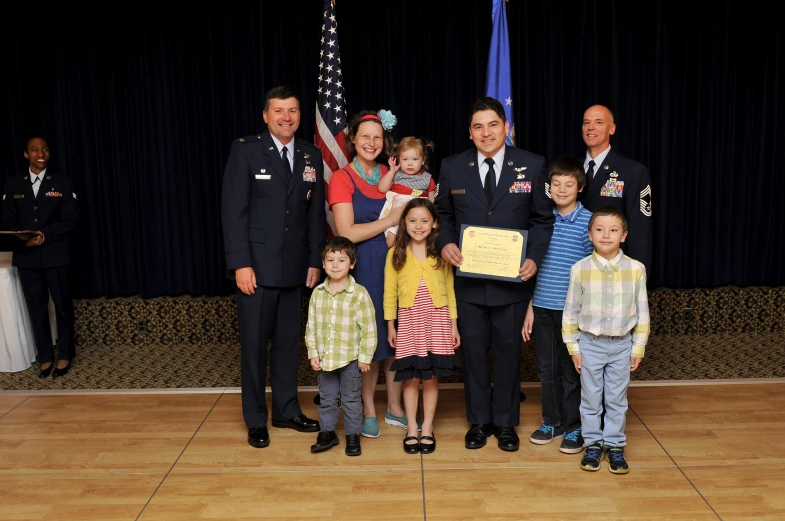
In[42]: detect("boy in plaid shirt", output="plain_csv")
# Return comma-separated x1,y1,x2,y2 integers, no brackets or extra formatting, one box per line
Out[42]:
306,236,377,456
562,207,650,474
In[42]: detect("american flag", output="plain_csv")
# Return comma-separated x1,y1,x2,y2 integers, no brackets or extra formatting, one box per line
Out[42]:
314,0,349,236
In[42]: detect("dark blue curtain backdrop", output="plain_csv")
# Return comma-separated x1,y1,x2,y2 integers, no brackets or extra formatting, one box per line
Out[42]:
1,0,782,298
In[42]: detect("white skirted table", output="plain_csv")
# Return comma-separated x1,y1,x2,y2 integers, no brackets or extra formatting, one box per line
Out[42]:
0,252,58,373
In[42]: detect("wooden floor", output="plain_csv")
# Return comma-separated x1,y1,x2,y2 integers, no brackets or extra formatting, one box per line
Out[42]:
1,382,784,521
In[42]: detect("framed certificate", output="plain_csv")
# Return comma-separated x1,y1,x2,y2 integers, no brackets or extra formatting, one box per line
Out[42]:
456,224,528,283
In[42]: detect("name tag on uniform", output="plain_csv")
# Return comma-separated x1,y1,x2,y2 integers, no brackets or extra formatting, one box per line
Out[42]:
13,194,24,199
255,174,271,180
450,189,465,194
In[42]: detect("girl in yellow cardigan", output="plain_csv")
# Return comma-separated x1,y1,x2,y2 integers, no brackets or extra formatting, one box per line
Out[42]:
384,198,460,454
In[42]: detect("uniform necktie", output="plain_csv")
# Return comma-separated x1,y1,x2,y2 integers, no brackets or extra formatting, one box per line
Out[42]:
483,157,496,203
281,146,293,178
586,160,596,188
32,176,41,197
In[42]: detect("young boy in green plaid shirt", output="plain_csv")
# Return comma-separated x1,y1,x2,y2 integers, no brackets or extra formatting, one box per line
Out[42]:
306,236,377,456
562,207,650,474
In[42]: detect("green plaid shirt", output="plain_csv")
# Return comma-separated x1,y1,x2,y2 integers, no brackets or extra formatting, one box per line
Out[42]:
562,251,650,357
305,275,377,371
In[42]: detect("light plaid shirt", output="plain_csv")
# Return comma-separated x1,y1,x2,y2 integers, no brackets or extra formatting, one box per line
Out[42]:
305,275,377,371
562,250,650,358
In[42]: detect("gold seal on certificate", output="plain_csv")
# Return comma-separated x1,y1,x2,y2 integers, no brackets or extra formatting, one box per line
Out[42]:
456,225,528,282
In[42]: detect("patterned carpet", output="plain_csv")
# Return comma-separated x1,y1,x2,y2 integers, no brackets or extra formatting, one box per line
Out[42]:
1,287,783,391
1,333,783,391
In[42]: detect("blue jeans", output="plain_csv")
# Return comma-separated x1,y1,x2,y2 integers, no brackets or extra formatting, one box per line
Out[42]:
533,306,581,432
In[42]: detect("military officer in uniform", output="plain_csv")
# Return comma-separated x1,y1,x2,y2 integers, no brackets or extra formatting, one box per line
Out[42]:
580,105,653,275
221,86,325,448
435,97,554,452
2,136,78,378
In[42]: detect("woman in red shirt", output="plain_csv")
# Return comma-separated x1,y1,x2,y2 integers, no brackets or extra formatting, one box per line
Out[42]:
328,110,408,438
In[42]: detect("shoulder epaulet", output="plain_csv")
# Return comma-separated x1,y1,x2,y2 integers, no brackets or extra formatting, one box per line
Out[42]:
236,135,262,144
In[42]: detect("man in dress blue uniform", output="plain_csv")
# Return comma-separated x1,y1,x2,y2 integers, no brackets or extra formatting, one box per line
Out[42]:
435,97,554,452
580,105,653,275
2,137,78,378
221,86,326,448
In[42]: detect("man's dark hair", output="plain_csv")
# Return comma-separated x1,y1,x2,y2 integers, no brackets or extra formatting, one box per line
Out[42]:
264,86,300,111
468,97,506,124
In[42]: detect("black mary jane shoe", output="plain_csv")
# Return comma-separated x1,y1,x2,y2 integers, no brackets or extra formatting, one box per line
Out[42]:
419,435,436,454
52,360,72,378
403,435,420,454
38,364,53,378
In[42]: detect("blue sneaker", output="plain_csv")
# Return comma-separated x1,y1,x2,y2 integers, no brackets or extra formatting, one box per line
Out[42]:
606,447,630,474
559,428,584,454
529,422,565,445
361,417,380,438
580,443,603,471
384,410,423,431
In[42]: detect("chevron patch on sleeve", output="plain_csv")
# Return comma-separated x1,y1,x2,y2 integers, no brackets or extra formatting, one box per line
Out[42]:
640,185,652,216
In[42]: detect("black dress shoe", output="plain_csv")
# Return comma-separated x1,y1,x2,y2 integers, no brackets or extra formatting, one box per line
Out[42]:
52,361,71,378
310,431,339,453
495,426,520,452
419,434,436,454
520,390,527,403
247,427,270,448
345,434,361,456
38,364,53,378
272,414,320,433
465,423,494,449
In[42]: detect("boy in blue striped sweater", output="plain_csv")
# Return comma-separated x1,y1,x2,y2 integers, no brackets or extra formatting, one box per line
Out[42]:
522,157,594,454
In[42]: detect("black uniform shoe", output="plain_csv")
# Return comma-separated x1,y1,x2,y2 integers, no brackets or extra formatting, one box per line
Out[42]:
464,423,494,449
272,414,320,433
495,426,520,452
38,363,53,378
247,427,270,448
310,431,339,453
345,434,362,456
